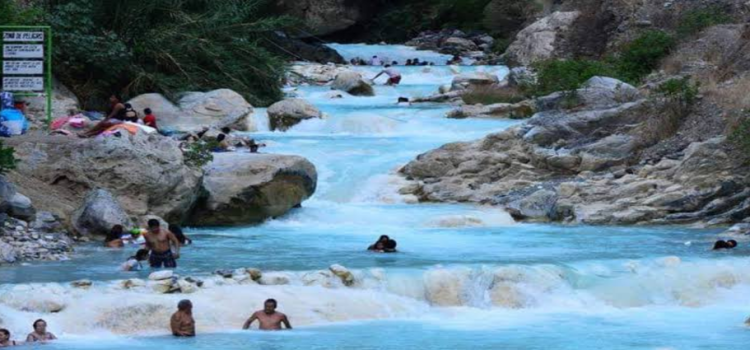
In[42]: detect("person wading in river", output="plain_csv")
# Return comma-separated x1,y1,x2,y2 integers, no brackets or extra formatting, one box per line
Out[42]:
242,299,292,331
143,219,180,268
170,300,196,337
26,319,56,343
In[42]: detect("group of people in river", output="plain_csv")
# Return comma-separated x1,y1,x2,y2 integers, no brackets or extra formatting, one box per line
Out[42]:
104,219,191,270
0,319,56,347
170,299,291,338
349,54,462,67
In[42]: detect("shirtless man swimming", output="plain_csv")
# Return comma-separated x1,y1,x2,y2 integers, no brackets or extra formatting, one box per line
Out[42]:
242,299,292,330
143,219,180,268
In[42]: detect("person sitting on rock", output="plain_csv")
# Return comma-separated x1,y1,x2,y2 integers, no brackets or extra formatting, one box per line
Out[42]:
242,299,292,330
713,239,737,250
368,235,390,251
0,328,19,347
121,249,150,271
105,225,125,248
142,108,157,129
372,65,402,86
26,319,56,343
123,103,138,122
144,219,180,268
169,224,192,246
171,300,195,337
79,94,126,138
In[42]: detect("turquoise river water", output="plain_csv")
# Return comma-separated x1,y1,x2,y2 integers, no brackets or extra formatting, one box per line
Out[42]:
0,44,749,349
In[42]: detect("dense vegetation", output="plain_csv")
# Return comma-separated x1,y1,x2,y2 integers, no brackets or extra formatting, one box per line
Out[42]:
532,30,675,96
2,0,294,108
359,0,538,45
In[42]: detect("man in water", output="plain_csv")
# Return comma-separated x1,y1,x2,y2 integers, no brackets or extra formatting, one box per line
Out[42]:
242,299,292,330
369,55,382,66
171,300,196,337
372,65,402,86
144,219,180,268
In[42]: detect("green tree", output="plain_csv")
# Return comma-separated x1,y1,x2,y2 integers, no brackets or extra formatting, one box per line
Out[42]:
46,0,294,108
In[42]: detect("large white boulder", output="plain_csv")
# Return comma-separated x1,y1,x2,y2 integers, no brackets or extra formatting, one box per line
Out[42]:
505,11,580,66
332,71,375,96
128,89,256,134
267,98,323,131
190,153,317,226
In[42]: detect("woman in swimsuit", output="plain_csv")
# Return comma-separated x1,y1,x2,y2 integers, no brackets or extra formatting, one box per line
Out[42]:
26,319,56,343
0,328,18,347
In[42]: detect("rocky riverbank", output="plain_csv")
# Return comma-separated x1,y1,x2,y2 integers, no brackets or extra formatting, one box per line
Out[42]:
399,12,750,226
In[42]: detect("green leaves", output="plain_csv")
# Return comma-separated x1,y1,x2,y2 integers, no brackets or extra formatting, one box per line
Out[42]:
614,30,675,84
48,0,290,108
0,141,17,175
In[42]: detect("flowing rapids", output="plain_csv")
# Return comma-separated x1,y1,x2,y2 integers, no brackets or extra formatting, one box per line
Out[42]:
1,44,748,350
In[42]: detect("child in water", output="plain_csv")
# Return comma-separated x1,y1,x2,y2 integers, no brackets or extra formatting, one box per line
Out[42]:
122,249,150,271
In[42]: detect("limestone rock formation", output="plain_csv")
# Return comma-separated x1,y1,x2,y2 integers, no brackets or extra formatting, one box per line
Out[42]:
332,71,375,96
451,72,501,91
190,153,317,226
267,99,323,131
71,189,133,237
277,0,378,37
7,133,203,223
127,89,256,134
0,176,35,220
505,11,580,66
400,75,749,225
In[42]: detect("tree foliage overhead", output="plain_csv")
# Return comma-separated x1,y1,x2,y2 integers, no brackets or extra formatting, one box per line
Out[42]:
40,0,295,108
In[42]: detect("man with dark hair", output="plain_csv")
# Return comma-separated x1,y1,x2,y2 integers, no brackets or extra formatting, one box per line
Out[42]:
143,219,180,268
171,300,195,337
242,299,292,330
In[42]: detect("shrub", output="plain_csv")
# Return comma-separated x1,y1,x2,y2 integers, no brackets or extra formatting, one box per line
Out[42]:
614,30,675,83
729,114,750,157
0,141,17,175
677,6,731,37
0,0,44,25
183,141,214,168
531,59,614,96
47,0,293,108
491,38,512,55
462,86,527,105
639,77,700,145
655,77,700,110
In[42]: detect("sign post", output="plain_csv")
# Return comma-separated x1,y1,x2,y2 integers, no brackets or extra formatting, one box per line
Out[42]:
0,26,52,127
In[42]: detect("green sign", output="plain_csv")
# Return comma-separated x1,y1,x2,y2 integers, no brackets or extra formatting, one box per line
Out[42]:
0,26,53,126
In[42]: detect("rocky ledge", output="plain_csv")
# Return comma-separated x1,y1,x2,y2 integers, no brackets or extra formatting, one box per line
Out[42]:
0,215,72,265
400,76,750,226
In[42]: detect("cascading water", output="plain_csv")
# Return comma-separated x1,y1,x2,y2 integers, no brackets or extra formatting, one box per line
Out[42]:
1,44,749,350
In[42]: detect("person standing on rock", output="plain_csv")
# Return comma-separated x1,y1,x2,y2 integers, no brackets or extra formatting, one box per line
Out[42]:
144,219,180,268
372,65,402,86
171,300,196,337
26,319,56,343
242,299,292,331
